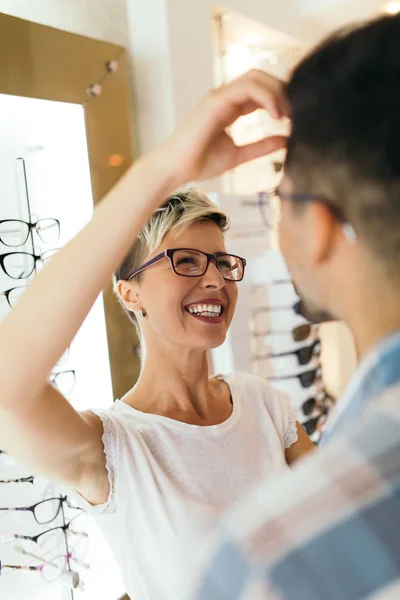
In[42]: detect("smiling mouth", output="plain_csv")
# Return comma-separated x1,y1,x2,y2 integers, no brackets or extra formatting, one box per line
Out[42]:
185,304,223,318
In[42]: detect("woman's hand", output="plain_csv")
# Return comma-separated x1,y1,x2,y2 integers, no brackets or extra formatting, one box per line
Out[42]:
153,69,289,186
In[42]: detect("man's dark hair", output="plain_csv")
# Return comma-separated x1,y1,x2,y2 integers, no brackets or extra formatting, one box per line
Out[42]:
286,14,400,271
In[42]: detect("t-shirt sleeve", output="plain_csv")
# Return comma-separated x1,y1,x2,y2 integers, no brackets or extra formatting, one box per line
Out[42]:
66,409,118,515
250,374,298,449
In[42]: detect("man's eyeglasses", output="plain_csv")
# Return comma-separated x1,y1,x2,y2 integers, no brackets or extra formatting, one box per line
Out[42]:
268,366,322,389
258,189,357,243
255,339,321,366
126,248,246,282
0,249,58,279
0,496,82,525
0,219,60,247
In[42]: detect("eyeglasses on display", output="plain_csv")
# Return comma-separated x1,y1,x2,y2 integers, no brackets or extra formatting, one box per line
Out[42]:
126,248,246,282
49,370,76,396
0,514,88,561
0,218,60,247
1,547,88,584
255,339,321,366
251,323,314,343
0,496,83,525
268,366,322,389
252,301,302,316
0,249,58,279
0,476,34,485
0,285,27,308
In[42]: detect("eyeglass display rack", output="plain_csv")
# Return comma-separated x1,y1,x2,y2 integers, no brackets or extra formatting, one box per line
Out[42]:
210,192,336,444
0,157,84,598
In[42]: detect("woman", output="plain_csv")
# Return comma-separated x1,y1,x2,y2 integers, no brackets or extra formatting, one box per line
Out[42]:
0,71,313,599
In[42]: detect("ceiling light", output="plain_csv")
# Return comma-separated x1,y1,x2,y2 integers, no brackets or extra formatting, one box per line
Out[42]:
385,1,400,14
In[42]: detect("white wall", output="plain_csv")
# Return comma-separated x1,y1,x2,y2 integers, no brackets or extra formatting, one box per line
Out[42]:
0,0,129,46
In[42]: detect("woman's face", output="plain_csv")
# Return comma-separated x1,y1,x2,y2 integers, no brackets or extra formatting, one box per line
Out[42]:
135,220,239,351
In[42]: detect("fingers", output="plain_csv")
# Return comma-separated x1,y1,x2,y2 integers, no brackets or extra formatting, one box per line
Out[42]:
214,70,290,123
234,135,288,167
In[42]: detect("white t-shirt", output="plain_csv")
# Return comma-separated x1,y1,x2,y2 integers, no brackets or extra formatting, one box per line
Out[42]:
74,372,298,600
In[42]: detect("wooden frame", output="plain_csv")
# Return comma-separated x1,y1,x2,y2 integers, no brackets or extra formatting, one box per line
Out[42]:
0,12,140,400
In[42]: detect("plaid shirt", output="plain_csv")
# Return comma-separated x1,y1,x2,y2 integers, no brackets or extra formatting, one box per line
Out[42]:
193,331,400,600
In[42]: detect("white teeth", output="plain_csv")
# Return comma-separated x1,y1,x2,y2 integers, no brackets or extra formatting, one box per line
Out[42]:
187,304,222,316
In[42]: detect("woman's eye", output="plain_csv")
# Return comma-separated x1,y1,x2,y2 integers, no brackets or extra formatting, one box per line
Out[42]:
176,258,197,266
218,261,233,271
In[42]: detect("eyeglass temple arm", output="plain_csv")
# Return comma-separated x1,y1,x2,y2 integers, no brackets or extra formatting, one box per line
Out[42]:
127,251,166,280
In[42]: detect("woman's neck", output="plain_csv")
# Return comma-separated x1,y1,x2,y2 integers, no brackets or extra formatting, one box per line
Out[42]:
121,345,228,423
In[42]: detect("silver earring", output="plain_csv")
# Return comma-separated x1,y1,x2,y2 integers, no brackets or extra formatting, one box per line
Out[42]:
138,308,146,319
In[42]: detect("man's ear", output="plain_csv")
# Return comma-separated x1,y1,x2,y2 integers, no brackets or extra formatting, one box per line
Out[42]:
116,280,141,312
307,202,338,265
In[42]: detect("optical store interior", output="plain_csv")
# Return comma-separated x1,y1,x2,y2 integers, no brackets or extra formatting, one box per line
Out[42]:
0,1,398,599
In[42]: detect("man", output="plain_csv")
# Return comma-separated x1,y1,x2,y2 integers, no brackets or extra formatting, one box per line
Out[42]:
194,13,400,600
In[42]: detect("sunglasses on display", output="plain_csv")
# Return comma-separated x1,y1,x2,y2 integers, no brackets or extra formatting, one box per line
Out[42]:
0,218,60,247
268,366,322,389
126,248,246,282
252,323,314,343
301,411,329,436
255,339,321,367
302,390,336,416
0,249,58,280
0,495,83,525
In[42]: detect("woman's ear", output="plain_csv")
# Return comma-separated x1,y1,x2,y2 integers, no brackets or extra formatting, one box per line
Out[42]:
116,280,141,312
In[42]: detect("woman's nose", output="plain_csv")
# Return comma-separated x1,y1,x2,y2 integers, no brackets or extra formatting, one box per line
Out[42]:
201,260,225,288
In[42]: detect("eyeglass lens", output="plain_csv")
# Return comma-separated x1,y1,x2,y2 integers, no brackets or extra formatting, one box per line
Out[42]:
49,370,76,396
2,286,27,308
0,219,60,247
172,249,243,281
2,253,36,279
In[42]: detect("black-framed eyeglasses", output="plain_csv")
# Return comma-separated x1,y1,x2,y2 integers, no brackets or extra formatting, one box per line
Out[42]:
268,366,322,389
251,323,314,343
0,476,34,485
0,496,82,525
127,248,247,282
0,219,60,247
0,514,89,560
255,339,321,366
0,285,27,308
0,249,58,279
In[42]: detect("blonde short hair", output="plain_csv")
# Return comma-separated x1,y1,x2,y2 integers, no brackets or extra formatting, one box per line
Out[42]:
114,189,229,328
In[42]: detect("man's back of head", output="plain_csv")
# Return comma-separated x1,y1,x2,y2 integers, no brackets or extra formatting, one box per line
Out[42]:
278,14,400,354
